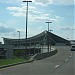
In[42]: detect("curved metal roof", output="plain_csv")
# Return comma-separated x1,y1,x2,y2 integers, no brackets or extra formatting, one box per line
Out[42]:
3,31,69,45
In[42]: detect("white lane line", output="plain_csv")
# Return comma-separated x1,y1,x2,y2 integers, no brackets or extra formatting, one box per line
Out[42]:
70,56,71,58
70,52,72,55
65,59,68,62
55,65,59,68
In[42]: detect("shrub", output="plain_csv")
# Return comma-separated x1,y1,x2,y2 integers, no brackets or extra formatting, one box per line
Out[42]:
14,50,25,58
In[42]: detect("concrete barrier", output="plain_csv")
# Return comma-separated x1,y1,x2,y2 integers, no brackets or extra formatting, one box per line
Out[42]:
30,49,58,60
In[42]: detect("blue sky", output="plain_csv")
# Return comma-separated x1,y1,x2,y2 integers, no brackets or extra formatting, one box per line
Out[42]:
0,0,75,43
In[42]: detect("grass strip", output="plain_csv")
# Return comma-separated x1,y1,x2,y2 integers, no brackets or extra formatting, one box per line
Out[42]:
0,58,26,66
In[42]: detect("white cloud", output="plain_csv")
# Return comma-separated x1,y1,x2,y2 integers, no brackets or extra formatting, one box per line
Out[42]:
55,16,61,19
0,23,16,33
60,26,75,30
30,14,50,21
34,0,54,6
7,6,26,12
53,0,74,5
7,6,61,22
34,0,74,6
0,0,74,5
0,0,22,3
10,12,25,17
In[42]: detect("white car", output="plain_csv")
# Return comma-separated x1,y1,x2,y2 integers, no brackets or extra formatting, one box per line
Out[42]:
71,45,75,51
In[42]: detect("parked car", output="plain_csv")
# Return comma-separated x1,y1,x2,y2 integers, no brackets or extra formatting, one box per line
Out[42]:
70,45,75,51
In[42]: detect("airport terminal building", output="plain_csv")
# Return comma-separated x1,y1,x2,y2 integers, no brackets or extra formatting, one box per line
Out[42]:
3,31,70,48
0,31,70,58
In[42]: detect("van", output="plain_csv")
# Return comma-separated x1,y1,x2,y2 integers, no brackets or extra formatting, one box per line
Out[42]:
71,45,75,51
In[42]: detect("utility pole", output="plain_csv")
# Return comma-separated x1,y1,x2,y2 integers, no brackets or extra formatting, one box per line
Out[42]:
23,0,32,55
46,22,52,52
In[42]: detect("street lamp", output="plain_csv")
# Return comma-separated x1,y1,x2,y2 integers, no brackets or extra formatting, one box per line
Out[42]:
49,30,53,51
46,22,52,52
23,0,32,55
49,30,53,32
46,22,52,31
17,31,20,39
17,31,20,49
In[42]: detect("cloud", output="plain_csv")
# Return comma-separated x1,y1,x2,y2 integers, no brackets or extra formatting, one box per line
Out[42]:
7,6,26,12
53,0,74,5
34,0,53,6
0,23,16,33
0,0,74,5
0,0,22,3
0,0,53,5
10,12,25,17
60,26,75,30
7,6,38,17
7,6,26,17
34,0,74,6
28,13,50,21
7,6,61,22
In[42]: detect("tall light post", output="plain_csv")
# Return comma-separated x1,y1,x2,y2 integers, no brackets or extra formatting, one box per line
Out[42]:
46,22,52,31
17,31,20,39
49,29,53,51
46,22,52,52
17,31,20,49
49,30,53,32
23,0,32,53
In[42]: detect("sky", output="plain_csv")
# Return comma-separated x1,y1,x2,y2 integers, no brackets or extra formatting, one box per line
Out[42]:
0,0,75,43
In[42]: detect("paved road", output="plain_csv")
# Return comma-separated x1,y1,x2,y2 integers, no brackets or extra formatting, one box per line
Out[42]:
0,46,74,75
50,49,75,75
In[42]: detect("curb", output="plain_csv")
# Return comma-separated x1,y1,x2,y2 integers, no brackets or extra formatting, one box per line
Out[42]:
30,49,58,60
0,60,34,69
0,49,57,69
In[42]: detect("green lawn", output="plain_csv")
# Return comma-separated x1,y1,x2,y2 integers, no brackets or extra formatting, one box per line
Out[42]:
0,58,26,66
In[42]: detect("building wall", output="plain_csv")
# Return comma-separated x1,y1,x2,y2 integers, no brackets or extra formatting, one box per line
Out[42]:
55,43,67,46
0,42,2,44
70,40,75,45
0,44,13,59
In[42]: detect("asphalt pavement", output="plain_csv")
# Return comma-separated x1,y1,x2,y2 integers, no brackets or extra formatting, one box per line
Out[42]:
0,46,74,75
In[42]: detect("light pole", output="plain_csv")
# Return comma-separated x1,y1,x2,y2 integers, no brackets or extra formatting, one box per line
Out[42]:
46,22,52,31
49,30,53,32
17,31,20,39
46,22,52,52
49,29,53,51
23,0,32,56
17,31,20,49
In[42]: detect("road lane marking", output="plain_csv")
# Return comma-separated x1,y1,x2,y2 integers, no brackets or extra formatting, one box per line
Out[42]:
71,53,72,55
65,59,68,62
70,56,71,58
55,65,59,68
